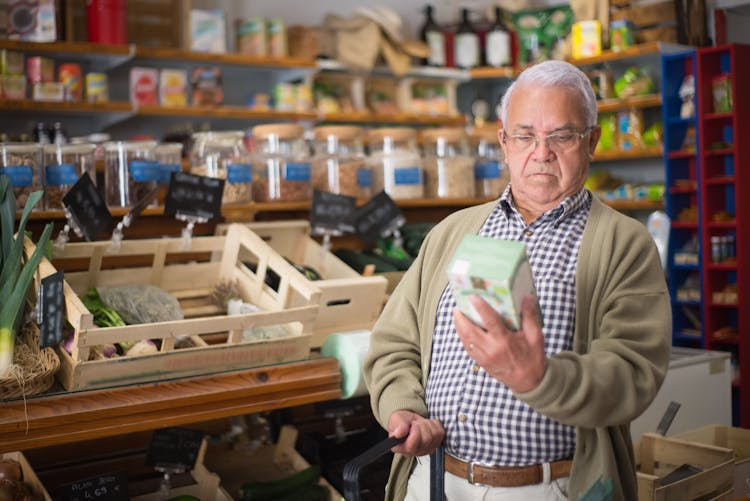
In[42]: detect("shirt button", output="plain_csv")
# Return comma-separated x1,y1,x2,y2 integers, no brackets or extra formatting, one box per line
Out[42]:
459,414,467,422
524,229,533,237
473,364,480,373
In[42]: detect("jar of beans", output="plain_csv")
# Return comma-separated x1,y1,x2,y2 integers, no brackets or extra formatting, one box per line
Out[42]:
0,143,43,211
42,143,96,210
104,140,159,208
312,125,371,199
420,128,475,198
469,128,508,198
251,123,311,202
154,142,183,206
190,131,252,205
367,128,424,200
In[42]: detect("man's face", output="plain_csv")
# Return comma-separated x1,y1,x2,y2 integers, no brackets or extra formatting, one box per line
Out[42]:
499,85,600,212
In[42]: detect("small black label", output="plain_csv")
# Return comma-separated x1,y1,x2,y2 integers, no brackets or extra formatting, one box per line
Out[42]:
353,190,405,243
54,471,129,501
62,174,113,241
145,427,204,470
310,189,356,234
164,172,224,220
39,271,65,349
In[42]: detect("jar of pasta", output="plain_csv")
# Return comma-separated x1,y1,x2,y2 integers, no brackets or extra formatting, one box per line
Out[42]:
190,131,252,205
104,140,158,208
367,127,423,200
469,128,508,198
154,142,183,205
42,143,96,210
251,123,311,202
312,125,371,199
0,143,43,211
420,128,475,198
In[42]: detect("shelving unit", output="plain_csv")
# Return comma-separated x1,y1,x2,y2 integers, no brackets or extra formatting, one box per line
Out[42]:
697,43,750,427
661,50,703,348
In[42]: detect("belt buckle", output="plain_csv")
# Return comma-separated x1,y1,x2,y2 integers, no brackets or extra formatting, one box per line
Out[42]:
467,461,476,484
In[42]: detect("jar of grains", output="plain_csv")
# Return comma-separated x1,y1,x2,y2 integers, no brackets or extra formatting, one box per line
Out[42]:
469,128,509,198
312,125,371,199
251,123,312,202
42,143,96,210
0,143,43,211
420,127,475,198
190,131,252,205
154,142,183,205
367,128,424,200
104,140,159,208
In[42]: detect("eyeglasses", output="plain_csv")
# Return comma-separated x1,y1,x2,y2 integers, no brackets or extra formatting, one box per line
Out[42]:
502,126,593,153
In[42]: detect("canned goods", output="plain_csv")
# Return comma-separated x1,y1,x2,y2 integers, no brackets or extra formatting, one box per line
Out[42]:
59,63,83,102
85,72,109,103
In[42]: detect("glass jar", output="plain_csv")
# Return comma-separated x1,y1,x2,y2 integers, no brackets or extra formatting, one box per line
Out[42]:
42,143,96,210
367,127,424,200
251,123,312,202
154,142,183,205
421,128,475,198
104,140,158,208
190,131,252,205
312,125,371,199
469,128,509,198
0,142,43,211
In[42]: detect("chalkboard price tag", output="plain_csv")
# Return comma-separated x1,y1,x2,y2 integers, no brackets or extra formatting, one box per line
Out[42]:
353,190,405,243
39,270,65,349
145,427,204,470
164,172,224,220
54,471,129,501
310,190,356,234
62,173,112,241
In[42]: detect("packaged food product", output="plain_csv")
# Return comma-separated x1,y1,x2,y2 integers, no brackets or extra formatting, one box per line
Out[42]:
1,74,26,99
32,82,64,101
616,108,644,151
251,123,312,202
0,142,43,211
571,20,601,59
0,49,24,75
59,63,83,101
42,143,96,209
191,66,223,105
609,19,635,51
712,74,732,113
130,67,159,106
26,56,54,84
104,140,158,208
85,72,109,103
469,127,508,198
159,69,187,107
420,127,475,198
367,127,424,200
237,17,266,56
312,125,371,199
267,18,287,57
190,131,252,204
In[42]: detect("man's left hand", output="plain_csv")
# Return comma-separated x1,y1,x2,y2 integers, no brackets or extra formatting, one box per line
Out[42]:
453,295,547,393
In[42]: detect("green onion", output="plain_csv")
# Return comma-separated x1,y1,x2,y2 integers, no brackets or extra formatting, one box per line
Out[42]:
0,175,53,377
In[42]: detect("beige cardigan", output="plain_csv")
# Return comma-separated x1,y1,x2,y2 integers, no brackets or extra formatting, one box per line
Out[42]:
363,195,672,500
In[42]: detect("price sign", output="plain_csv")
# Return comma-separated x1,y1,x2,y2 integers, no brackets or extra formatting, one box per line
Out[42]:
145,427,204,470
310,190,356,234
62,173,112,241
39,271,65,348
353,190,405,243
54,471,129,501
164,172,224,220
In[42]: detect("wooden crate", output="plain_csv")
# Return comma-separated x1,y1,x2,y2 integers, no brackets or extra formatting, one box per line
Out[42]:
636,432,735,500
34,223,321,390
677,426,750,499
0,451,53,501
609,0,677,44
216,221,388,347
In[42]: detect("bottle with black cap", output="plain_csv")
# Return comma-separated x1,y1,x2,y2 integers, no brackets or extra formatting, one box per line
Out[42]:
486,6,511,67
454,7,479,69
419,4,445,67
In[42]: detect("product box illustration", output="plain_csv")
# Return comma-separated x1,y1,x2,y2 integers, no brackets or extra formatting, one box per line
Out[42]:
447,235,542,331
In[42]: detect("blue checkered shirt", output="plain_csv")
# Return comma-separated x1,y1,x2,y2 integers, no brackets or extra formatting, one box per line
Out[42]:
424,186,591,466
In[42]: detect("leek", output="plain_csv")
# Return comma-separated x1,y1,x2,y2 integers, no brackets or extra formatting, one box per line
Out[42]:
0,175,53,377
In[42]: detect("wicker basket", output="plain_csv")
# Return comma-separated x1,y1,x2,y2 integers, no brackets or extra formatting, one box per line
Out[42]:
0,322,60,400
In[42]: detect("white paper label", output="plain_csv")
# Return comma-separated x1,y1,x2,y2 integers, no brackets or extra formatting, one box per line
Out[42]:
486,30,511,67
426,31,446,66
455,33,479,68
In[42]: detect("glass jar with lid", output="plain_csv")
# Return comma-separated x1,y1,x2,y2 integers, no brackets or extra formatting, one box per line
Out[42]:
420,127,475,198
312,125,371,199
104,140,158,208
366,127,424,200
0,142,43,211
190,131,252,205
250,123,311,202
154,142,183,205
42,143,96,210
469,128,509,198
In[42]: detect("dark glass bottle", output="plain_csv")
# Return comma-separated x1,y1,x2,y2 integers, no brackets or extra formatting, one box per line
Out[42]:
485,6,511,67
454,7,479,69
419,4,445,67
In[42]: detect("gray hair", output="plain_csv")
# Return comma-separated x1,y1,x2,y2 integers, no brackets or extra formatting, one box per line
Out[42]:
499,60,598,128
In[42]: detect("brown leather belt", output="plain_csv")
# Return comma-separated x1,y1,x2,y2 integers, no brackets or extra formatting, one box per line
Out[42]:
444,454,573,487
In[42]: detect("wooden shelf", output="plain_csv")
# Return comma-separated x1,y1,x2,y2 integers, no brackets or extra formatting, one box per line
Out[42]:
0,357,341,453
566,41,664,66
469,66,517,80
602,199,664,211
0,39,131,57
668,150,697,159
597,94,662,113
0,99,132,114
136,104,318,121
322,112,466,126
137,46,316,68
593,147,664,162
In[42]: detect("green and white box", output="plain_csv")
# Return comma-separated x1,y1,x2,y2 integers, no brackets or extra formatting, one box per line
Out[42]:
447,234,541,331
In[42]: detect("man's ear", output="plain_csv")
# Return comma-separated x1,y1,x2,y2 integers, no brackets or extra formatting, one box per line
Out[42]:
588,125,602,159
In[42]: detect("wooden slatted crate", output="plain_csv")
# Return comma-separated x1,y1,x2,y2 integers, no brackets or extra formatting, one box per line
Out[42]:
609,0,678,44
32,224,321,390
0,452,52,501
216,220,388,347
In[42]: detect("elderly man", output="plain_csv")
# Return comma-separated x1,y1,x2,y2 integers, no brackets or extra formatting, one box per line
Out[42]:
363,59,671,501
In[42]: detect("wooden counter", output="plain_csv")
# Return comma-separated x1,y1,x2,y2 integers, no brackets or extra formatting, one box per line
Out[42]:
0,357,341,453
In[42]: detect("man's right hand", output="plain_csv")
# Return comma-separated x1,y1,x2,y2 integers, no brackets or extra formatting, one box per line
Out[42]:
387,410,445,457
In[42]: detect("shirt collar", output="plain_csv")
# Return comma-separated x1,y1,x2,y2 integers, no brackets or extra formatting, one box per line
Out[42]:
498,185,591,225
